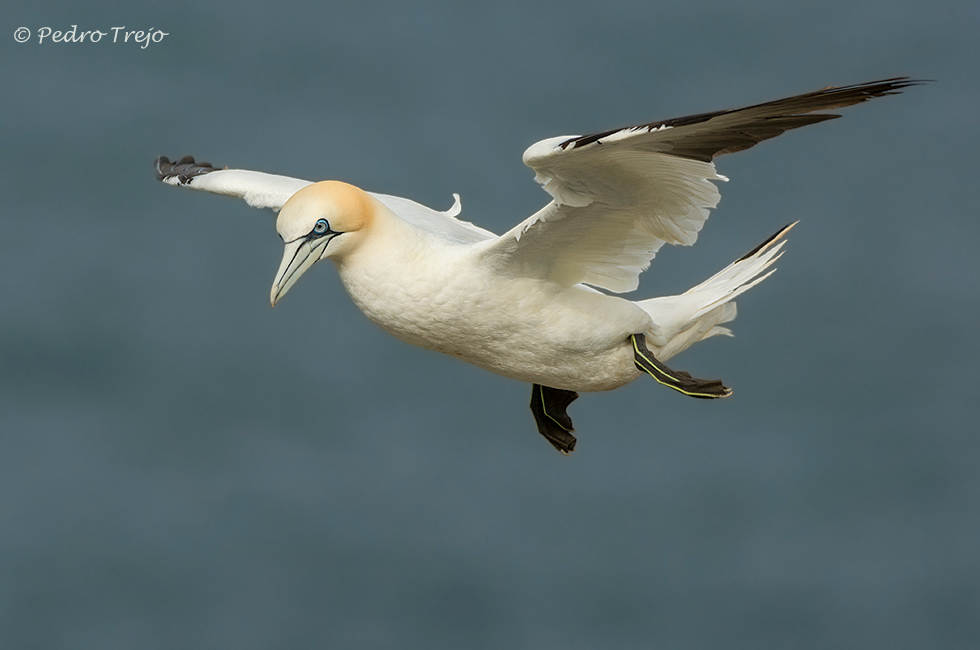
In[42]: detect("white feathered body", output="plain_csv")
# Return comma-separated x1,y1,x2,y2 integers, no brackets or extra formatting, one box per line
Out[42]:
336,218,646,390
333,201,765,391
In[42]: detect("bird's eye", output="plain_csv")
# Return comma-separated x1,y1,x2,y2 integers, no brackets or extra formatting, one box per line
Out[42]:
313,219,329,235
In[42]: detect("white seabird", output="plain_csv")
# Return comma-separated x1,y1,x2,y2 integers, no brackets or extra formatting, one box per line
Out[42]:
156,78,919,453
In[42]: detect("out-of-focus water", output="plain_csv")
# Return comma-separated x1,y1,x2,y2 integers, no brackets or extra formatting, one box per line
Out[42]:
2,1,978,648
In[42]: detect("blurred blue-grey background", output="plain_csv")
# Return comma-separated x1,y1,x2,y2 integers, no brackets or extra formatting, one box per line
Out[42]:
2,0,978,648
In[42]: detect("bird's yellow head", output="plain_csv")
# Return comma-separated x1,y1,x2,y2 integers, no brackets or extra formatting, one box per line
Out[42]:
270,180,376,306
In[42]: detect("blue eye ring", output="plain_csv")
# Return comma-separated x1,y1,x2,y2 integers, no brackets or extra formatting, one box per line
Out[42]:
312,219,330,235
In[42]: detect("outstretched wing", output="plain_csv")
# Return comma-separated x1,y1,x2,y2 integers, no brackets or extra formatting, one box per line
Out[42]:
155,156,312,210
482,78,921,293
155,156,495,244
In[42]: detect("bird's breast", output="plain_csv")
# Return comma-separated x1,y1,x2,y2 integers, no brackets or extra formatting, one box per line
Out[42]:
335,240,648,391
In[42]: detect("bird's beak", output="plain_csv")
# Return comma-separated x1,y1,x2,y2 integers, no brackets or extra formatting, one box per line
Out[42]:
270,238,327,307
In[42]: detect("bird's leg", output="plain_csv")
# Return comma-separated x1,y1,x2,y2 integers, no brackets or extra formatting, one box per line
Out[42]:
631,333,732,399
529,384,578,454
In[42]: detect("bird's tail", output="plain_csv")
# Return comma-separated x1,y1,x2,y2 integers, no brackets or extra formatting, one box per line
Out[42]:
634,222,795,361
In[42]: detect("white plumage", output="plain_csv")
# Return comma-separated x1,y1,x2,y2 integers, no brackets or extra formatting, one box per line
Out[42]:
156,78,918,452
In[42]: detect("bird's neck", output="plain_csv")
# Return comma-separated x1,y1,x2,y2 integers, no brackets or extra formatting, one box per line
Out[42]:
333,198,426,274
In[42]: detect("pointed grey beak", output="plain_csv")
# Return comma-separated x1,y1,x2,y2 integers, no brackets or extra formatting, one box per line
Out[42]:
270,238,328,306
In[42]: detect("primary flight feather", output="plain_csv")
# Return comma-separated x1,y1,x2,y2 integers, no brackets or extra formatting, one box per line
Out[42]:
156,77,920,453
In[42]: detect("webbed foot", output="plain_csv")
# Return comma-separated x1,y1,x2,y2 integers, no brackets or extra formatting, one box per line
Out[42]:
529,384,578,454
631,333,732,399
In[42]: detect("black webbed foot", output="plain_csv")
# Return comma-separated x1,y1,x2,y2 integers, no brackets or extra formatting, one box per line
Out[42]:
529,384,578,454
631,333,732,399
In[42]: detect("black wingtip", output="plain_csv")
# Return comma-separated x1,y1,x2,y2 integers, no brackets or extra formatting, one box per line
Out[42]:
557,77,929,156
736,222,797,263
814,77,929,102
155,155,220,184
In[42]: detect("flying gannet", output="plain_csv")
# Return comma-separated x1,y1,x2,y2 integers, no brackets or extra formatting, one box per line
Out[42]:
156,77,919,453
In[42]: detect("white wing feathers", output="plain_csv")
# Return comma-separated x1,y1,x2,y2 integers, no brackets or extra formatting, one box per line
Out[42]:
369,192,494,244
482,77,920,293
167,169,312,211
486,142,725,292
154,155,492,244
